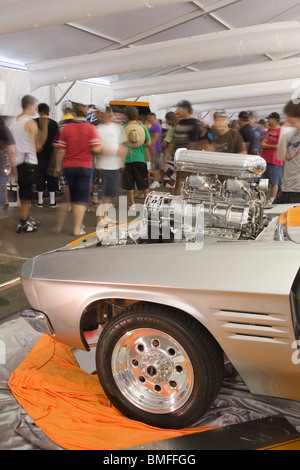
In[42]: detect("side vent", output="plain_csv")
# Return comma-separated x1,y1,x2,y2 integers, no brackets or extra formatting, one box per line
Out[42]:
215,310,291,343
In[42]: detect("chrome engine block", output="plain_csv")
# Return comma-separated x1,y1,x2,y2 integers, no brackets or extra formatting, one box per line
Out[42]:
143,149,268,241
95,150,269,247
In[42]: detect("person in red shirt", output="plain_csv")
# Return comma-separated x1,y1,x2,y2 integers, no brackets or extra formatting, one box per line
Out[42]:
261,112,282,202
56,103,102,236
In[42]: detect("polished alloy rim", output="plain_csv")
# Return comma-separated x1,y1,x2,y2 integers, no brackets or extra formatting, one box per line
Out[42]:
111,328,194,414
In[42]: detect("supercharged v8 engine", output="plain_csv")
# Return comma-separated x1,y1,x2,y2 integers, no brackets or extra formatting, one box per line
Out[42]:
94,149,269,247
143,149,268,242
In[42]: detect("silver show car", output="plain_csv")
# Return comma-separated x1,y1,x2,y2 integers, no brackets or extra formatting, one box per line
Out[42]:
20,149,300,429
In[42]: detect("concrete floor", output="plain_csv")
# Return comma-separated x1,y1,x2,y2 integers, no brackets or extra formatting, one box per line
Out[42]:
0,192,115,321
2,193,300,450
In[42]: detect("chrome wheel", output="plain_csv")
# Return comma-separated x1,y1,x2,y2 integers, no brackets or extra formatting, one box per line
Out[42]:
111,328,194,414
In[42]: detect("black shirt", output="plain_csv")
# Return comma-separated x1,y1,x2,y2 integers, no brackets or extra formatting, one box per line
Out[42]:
35,117,58,160
239,123,256,154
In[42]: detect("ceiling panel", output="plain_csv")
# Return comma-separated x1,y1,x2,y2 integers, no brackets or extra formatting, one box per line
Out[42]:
213,0,300,28
72,2,198,45
135,15,225,45
0,25,114,64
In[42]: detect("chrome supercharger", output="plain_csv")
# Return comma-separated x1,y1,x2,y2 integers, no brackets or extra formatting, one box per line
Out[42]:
143,149,269,241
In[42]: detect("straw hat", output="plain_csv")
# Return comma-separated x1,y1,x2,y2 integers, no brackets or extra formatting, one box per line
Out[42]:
124,123,146,149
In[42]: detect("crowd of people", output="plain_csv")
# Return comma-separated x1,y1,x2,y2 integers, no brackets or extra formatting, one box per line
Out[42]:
1,94,300,236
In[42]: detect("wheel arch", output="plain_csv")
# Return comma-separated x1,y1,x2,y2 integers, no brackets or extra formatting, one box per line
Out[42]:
80,292,223,355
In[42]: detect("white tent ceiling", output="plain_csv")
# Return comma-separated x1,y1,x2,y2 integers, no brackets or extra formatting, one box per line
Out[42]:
0,0,300,117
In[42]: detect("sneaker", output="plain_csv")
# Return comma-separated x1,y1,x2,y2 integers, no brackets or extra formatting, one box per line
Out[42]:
35,203,43,208
149,181,160,189
27,216,41,226
17,221,38,233
49,202,60,208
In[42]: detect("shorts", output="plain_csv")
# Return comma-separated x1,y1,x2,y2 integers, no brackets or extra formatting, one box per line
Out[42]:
36,159,58,192
150,150,161,171
273,191,300,204
163,160,177,189
63,167,92,204
122,162,149,191
17,163,37,201
0,175,7,206
98,169,120,198
261,164,282,186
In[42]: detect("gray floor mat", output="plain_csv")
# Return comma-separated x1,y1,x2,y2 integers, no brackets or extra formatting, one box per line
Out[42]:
1,317,300,450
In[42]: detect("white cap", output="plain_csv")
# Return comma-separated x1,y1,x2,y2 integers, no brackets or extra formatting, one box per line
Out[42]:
94,104,106,112
61,100,73,113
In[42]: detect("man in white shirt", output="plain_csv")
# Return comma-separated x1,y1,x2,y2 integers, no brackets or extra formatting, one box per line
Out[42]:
95,106,126,226
274,100,300,204
9,95,48,233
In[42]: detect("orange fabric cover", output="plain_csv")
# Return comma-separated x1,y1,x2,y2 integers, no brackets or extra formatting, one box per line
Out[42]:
8,335,214,450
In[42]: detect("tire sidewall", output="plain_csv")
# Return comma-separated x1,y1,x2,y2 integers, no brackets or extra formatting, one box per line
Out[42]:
96,306,222,429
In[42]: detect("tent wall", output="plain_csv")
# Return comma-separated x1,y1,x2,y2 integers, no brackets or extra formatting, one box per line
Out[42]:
0,67,113,120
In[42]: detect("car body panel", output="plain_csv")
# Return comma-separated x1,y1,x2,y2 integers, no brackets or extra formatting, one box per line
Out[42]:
21,237,300,402
22,240,299,294
20,148,300,425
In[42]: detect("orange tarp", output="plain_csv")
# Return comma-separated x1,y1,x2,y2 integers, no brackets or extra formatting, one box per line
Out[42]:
8,335,214,450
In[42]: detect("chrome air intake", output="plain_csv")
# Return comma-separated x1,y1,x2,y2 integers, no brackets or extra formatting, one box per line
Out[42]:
174,149,266,178
143,150,269,242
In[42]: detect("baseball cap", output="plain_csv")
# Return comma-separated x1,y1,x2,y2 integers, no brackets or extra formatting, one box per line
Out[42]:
213,109,227,118
266,112,280,121
61,100,73,113
238,111,250,120
176,100,192,109
94,104,106,113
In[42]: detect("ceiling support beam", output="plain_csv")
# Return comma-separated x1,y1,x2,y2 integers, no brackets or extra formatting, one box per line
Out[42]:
27,22,300,90
155,79,297,109
111,57,300,99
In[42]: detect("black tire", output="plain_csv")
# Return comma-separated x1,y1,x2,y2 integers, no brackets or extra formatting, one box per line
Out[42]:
96,302,224,429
